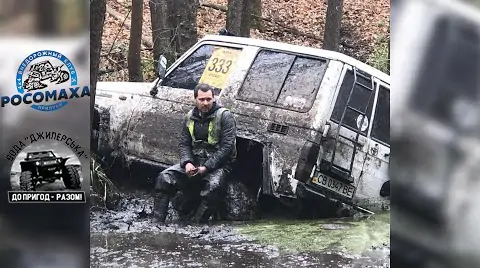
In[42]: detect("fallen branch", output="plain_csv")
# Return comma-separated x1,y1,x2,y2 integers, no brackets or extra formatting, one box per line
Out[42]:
106,4,154,48
100,47,153,57
99,69,116,75
200,2,227,12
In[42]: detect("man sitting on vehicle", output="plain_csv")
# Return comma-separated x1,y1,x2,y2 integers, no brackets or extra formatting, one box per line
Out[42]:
153,83,237,224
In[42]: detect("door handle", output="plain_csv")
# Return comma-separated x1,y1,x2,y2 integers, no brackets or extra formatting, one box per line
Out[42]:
322,123,331,138
356,140,365,148
370,144,379,156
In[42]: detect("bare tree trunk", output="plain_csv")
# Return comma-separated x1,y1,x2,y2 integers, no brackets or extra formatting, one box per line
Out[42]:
226,0,252,37
251,0,262,30
36,0,57,35
179,0,199,55
128,0,144,82
323,0,343,51
149,0,176,66
165,0,198,58
90,0,107,122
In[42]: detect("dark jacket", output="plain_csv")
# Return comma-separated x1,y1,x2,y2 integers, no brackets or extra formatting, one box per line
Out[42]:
179,102,237,171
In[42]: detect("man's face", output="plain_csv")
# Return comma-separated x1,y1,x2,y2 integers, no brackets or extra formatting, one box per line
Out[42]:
195,89,214,113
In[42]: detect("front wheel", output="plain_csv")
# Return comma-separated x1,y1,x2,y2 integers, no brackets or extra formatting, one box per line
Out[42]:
20,171,35,191
62,166,81,189
224,180,259,221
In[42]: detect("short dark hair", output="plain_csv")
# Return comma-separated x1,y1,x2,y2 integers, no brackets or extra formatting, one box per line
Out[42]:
194,83,215,98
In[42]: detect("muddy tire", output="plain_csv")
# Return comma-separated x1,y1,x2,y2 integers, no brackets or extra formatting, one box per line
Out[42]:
59,70,69,83
20,171,35,191
224,180,258,221
380,181,390,197
62,166,81,189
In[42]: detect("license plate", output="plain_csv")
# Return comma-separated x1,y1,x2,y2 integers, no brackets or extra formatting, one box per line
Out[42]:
43,161,56,165
311,174,355,199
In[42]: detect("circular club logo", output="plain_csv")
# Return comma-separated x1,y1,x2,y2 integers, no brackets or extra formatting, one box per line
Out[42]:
8,50,88,112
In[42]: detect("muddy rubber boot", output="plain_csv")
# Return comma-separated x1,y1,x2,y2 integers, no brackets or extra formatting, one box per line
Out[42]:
192,201,209,224
153,193,170,224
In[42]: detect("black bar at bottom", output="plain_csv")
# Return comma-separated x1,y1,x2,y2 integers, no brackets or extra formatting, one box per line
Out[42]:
8,191,86,203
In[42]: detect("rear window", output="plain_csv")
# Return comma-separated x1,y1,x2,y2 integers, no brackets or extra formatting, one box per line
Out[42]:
331,69,376,136
372,85,390,145
410,15,480,133
237,50,328,112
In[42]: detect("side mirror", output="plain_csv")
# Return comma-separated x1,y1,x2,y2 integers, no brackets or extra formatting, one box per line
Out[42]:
157,55,167,79
151,55,168,97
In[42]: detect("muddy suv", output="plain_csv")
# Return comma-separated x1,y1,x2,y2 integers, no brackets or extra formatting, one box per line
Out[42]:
94,34,390,216
19,151,81,191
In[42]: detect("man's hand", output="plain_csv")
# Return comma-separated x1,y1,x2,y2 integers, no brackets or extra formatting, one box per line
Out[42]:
185,163,197,177
197,166,207,175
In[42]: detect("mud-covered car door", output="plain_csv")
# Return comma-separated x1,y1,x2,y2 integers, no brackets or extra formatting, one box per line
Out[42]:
356,80,390,209
310,64,377,206
125,41,245,166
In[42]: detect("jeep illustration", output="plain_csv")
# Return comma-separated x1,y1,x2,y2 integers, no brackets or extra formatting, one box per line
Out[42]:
22,60,70,91
93,34,390,217
19,150,81,191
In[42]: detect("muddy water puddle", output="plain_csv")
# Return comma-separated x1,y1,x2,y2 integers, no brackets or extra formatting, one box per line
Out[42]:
91,231,348,268
90,195,390,267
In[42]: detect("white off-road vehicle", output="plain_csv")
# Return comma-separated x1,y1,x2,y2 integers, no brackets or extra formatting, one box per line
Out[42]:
93,34,390,216
391,0,480,267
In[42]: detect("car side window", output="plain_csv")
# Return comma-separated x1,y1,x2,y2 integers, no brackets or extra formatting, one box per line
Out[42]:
331,69,376,136
160,45,217,90
411,15,480,132
237,50,328,112
371,85,390,145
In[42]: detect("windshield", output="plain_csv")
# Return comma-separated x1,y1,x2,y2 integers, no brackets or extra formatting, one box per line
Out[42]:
26,151,55,159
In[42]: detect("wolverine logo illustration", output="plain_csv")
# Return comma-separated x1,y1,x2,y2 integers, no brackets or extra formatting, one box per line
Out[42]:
22,60,70,91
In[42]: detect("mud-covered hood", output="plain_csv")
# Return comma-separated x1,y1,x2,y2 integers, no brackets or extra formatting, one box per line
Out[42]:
96,81,156,96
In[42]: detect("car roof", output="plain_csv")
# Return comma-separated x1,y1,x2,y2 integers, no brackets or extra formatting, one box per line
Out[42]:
199,35,390,85
27,151,53,155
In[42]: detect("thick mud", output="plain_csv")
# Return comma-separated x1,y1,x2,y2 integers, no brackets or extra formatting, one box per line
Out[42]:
90,193,390,268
